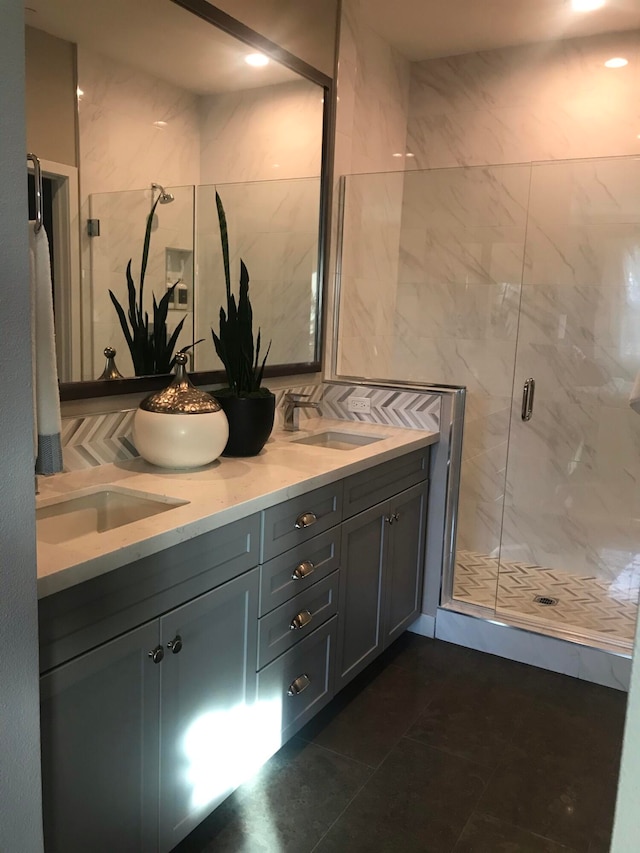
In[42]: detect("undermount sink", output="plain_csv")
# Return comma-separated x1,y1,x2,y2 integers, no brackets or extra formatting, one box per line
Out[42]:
292,430,385,451
36,486,189,545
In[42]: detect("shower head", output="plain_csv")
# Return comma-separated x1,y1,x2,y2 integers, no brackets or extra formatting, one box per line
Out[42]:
151,182,174,204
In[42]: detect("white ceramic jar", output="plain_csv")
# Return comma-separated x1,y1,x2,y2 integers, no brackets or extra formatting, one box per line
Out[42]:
133,353,228,469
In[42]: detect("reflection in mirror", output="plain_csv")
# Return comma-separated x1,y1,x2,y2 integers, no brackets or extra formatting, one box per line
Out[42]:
24,0,326,386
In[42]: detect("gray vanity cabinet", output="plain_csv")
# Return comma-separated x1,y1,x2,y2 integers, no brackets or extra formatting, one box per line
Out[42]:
336,503,386,686
40,621,161,853
158,569,259,852
39,443,434,853
382,481,429,646
40,567,259,853
337,451,429,690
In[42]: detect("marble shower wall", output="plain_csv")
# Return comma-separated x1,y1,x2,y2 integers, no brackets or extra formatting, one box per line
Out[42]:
501,157,640,588
334,22,640,597
402,29,640,592
406,29,640,170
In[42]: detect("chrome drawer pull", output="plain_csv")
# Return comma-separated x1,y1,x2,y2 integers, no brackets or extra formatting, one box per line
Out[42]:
290,609,313,631
295,511,317,529
292,560,315,580
287,673,311,696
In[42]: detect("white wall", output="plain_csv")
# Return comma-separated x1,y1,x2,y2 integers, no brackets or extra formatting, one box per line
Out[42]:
0,1,45,850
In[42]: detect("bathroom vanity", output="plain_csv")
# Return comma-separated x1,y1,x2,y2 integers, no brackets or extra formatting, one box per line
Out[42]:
36,421,437,853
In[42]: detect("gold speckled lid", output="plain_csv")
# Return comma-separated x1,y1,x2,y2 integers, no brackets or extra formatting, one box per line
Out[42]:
139,352,221,414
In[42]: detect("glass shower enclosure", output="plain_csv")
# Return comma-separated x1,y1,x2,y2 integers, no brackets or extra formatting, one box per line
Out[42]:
337,155,640,653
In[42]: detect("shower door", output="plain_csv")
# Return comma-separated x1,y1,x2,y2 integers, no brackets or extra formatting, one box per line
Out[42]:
495,157,640,647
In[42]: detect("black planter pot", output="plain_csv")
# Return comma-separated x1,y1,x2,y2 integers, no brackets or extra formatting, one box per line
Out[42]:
217,392,276,457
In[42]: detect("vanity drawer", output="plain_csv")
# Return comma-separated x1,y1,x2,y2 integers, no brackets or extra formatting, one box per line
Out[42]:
259,527,341,616
261,481,343,561
257,617,336,740
257,572,339,670
343,447,430,518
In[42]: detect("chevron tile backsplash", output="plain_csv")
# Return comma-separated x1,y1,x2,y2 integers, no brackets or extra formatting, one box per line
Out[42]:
60,383,441,471
321,384,441,431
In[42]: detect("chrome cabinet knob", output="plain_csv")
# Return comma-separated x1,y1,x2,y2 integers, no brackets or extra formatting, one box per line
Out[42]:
385,515,394,525
292,560,315,580
167,634,183,654
295,511,318,529
392,512,400,523
287,673,311,696
290,609,313,631
148,645,164,664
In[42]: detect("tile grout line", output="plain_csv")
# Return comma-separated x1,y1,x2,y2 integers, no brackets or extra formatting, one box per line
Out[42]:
293,737,378,771
307,742,410,853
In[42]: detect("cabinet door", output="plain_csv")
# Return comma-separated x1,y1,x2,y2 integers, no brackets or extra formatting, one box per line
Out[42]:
383,482,428,648
336,502,388,689
158,568,260,852
40,621,160,853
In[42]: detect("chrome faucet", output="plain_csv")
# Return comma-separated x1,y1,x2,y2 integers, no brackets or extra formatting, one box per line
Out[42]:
283,392,321,431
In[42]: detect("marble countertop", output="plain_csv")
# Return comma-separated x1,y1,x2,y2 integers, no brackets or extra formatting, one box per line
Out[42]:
36,418,439,598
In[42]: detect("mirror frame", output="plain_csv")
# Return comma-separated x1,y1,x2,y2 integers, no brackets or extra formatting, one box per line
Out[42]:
60,0,334,401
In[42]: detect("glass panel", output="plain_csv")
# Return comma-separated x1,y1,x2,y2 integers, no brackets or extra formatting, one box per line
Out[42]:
89,185,195,378
195,178,321,372
338,165,531,613
497,157,640,647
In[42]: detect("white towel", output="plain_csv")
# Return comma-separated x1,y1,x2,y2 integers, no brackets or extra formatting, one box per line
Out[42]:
30,223,63,474
630,371,640,415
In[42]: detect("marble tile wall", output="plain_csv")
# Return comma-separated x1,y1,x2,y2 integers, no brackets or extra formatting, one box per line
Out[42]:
199,80,323,184
406,30,640,170
327,0,411,378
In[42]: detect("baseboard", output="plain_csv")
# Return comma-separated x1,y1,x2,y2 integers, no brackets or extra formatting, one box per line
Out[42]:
407,613,436,639
435,607,631,692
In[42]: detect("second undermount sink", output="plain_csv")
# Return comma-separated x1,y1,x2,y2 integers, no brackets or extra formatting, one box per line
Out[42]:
292,430,385,451
36,486,189,545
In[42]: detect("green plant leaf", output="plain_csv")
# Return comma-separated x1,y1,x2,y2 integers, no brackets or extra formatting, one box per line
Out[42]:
211,192,270,394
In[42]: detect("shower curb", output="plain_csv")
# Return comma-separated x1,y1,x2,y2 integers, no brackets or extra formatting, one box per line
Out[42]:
434,607,631,692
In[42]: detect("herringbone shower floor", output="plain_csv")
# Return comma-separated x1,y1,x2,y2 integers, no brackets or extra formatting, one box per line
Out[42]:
454,550,639,646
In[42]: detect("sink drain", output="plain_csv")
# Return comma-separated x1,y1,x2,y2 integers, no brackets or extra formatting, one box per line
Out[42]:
534,595,558,607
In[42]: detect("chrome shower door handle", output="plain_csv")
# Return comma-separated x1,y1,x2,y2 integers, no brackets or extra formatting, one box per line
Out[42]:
521,378,535,421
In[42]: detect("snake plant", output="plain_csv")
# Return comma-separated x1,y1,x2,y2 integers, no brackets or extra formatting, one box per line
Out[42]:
211,191,271,396
109,195,187,376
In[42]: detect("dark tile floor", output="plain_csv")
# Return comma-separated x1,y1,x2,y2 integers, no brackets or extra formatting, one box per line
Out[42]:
173,634,627,853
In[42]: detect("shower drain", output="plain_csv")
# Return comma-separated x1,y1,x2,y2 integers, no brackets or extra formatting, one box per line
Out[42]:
534,595,559,607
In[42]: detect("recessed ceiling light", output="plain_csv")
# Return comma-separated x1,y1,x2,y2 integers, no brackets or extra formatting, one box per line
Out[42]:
76,87,84,98
392,153,403,158
571,0,605,11
153,120,168,128
406,152,415,158
245,53,269,67
604,57,628,68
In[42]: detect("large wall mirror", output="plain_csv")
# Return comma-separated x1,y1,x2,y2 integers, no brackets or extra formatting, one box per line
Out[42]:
24,0,332,399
